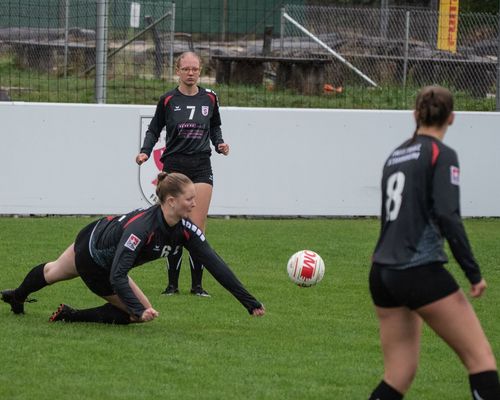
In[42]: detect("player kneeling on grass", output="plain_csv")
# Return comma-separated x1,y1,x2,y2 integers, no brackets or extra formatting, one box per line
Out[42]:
1,172,265,324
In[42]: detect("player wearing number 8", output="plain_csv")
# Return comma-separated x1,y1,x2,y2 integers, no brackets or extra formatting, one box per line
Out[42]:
368,86,500,399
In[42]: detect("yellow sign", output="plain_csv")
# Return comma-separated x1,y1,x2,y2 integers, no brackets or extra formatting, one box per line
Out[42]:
437,0,459,53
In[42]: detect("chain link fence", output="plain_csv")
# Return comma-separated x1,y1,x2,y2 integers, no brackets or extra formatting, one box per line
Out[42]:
0,0,498,110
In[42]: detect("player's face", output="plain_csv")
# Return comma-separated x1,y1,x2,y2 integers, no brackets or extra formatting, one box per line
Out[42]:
176,55,201,87
173,183,196,218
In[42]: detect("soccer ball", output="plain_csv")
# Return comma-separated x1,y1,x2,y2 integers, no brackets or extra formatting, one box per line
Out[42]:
287,250,325,287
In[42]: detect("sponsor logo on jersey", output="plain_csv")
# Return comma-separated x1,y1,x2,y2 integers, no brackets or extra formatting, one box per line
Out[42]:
124,234,141,251
450,165,460,185
202,106,209,116
387,143,421,166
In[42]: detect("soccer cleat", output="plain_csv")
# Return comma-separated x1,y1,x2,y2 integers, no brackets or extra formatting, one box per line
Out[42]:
1,289,25,314
162,285,179,296
49,304,76,322
190,285,210,298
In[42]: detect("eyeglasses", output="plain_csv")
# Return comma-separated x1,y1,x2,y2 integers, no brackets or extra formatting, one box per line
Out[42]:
178,67,200,73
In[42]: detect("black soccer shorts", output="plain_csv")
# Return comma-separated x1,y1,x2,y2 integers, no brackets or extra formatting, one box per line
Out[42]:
369,262,459,309
162,154,214,186
74,220,115,297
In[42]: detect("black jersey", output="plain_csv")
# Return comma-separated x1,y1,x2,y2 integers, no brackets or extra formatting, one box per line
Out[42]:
141,87,223,160
87,205,261,317
372,135,481,284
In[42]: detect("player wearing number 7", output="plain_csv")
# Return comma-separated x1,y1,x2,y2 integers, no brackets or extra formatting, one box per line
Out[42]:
368,86,500,400
136,52,229,298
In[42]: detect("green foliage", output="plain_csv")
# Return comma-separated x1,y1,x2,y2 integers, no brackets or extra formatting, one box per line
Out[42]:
1,216,499,399
1,56,496,110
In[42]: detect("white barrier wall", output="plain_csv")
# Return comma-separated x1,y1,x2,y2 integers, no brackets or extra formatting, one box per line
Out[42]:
1,102,499,216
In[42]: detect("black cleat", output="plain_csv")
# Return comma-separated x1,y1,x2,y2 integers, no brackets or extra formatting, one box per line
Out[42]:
49,304,76,322
1,289,25,314
190,285,210,298
162,285,179,296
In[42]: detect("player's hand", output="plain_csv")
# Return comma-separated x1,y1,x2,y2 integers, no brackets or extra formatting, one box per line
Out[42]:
252,304,265,317
470,278,487,298
141,307,159,322
136,153,149,165
218,143,229,156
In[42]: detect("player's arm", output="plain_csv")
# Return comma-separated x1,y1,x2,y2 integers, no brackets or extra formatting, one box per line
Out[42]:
138,97,167,162
432,148,482,285
110,229,151,319
185,231,264,315
208,92,226,154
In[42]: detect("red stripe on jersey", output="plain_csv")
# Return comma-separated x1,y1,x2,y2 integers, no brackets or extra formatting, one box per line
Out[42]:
163,95,174,107
207,93,215,106
183,229,190,241
146,232,154,245
431,142,440,166
106,216,114,221
124,211,146,228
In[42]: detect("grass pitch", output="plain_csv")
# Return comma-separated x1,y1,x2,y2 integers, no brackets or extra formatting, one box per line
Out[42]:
0,217,499,399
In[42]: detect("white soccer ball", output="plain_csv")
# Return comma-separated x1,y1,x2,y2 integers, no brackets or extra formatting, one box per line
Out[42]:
287,250,325,287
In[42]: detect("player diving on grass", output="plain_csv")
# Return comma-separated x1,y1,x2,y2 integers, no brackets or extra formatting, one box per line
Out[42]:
1,172,265,324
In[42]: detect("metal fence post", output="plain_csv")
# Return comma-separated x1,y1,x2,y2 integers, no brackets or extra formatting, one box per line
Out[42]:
280,7,285,56
63,0,69,78
95,0,109,104
169,1,176,83
497,10,500,111
403,11,410,90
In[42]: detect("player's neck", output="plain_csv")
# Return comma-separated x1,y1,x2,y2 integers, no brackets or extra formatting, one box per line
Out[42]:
416,127,446,141
160,204,181,227
178,84,199,96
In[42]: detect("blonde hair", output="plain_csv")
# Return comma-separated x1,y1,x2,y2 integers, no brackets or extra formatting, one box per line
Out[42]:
175,51,202,69
156,172,193,204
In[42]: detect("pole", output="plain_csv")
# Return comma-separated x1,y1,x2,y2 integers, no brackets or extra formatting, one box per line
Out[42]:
282,12,378,87
95,0,108,104
280,7,285,56
496,5,500,111
63,0,69,78
403,11,410,89
169,2,176,83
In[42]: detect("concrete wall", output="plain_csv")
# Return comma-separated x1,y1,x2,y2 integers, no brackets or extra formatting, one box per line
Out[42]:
1,102,499,216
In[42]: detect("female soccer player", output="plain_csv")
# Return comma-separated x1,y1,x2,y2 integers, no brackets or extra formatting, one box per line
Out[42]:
136,51,228,297
1,173,265,324
368,86,500,400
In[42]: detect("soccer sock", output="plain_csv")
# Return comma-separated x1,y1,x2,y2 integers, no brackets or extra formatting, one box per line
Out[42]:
63,303,131,325
368,380,404,400
469,370,500,400
167,248,183,288
14,263,48,302
189,254,204,288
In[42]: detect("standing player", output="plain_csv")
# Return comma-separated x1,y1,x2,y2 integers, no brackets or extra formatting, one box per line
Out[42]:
368,86,500,399
136,51,228,297
1,173,265,324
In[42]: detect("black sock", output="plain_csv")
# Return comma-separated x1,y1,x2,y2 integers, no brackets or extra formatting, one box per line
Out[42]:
189,254,204,288
167,248,183,288
469,370,500,400
14,263,48,302
64,303,130,324
369,380,403,400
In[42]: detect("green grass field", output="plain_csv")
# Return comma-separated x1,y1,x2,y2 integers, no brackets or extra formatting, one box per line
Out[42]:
1,217,499,399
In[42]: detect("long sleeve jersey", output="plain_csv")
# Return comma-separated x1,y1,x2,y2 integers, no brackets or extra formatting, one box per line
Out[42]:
372,134,482,284
140,87,224,161
87,205,262,317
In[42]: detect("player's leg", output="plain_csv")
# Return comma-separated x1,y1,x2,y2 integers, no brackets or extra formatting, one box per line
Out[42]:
163,247,183,294
417,290,500,399
188,182,212,296
1,243,78,314
369,306,422,399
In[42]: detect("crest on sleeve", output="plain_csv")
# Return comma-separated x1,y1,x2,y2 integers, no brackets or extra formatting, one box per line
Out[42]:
124,234,141,251
450,166,460,185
